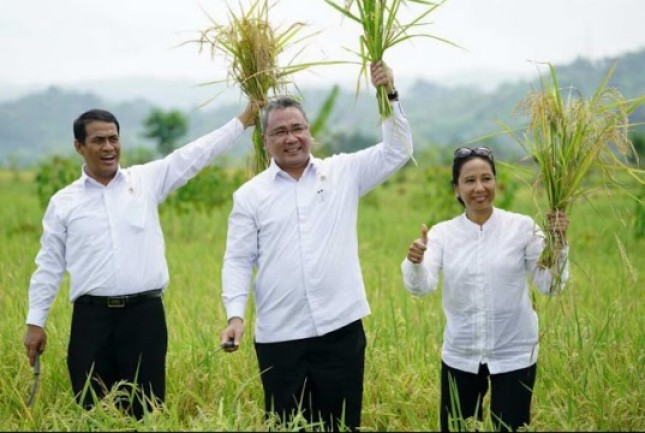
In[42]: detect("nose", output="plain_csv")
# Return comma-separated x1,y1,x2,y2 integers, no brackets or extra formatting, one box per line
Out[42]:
101,138,116,151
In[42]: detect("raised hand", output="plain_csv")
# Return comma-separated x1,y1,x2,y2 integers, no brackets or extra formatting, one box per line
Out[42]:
370,60,395,93
238,100,264,129
407,224,428,264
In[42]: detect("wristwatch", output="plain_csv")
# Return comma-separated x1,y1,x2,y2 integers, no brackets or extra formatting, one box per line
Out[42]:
387,87,399,101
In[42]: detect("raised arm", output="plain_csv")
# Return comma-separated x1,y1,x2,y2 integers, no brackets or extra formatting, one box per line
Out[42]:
352,61,413,196
142,101,261,202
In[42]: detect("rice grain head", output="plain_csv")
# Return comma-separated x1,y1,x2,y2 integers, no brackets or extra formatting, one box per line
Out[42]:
189,0,328,173
512,63,645,292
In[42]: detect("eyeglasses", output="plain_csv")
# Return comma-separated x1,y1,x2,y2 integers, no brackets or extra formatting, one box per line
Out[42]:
267,124,309,139
453,146,494,160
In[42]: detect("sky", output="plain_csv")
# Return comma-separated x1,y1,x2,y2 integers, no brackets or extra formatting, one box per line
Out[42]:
2,0,645,91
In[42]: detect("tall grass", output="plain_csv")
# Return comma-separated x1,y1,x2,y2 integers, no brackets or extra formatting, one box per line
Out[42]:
324,0,456,119
188,0,341,173
1,168,643,431
503,63,645,292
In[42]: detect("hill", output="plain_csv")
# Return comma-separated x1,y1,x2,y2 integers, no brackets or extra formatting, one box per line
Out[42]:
2,49,644,167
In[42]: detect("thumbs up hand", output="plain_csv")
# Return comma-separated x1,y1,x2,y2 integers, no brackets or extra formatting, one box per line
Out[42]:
407,224,428,264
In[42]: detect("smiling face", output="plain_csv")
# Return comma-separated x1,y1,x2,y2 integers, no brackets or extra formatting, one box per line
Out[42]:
74,120,121,185
454,157,496,223
263,107,312,179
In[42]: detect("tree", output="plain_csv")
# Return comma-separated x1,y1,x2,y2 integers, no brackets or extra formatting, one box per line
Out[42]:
143,108,189,156
34,156,80,209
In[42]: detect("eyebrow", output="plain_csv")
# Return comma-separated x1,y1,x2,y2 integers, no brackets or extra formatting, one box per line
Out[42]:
274,122,306,129
90,134,119,141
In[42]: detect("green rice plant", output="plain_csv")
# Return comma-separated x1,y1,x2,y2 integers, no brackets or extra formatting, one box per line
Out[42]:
324,0,456,119
1,170,645,430
634,184,645,239
503,63,645,292
188,0,341,173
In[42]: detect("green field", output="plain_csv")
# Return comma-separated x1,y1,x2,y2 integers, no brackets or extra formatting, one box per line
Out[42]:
0,165,643,431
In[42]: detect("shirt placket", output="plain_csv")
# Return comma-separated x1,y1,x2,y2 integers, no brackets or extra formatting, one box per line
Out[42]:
475,227,488,364
103,184,119,288
294,175,317,331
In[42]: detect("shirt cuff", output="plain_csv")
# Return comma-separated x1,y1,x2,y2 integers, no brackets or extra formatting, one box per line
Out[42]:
226,302,246,322
26,309,48,328
232,116,245,135
391,100,406,117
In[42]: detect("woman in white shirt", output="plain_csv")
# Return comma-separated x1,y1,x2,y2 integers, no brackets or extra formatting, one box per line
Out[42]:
401,147,569,432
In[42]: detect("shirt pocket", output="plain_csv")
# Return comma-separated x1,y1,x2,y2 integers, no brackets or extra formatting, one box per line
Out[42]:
124,196,147,230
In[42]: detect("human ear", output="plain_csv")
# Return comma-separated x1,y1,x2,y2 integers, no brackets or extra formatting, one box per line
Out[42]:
74,140,84,155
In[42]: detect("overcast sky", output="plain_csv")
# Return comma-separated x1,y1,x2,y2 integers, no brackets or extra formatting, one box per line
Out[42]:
2,0,645,90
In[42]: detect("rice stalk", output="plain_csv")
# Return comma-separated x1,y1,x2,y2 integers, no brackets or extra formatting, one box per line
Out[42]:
324,0,457,119
504,63,645,293
186,0,342,173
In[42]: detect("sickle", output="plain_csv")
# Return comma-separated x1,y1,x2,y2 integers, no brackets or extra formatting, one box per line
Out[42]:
26,353,40,408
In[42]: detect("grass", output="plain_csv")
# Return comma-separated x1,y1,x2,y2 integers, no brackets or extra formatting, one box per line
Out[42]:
1,167,643,431
187,0,344,173
324,0,456,119
502,63,645,291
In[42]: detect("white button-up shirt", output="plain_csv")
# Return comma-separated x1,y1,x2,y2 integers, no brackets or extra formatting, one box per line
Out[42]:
223,101,413,343
27,117,245,328
401,208,569,374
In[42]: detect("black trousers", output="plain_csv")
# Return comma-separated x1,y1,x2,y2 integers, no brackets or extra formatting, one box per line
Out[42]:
440,361,537,432
67,297,167,419
254,320,366,432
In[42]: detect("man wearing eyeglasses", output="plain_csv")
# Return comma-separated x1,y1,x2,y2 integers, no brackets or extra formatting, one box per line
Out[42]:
219,61,413,431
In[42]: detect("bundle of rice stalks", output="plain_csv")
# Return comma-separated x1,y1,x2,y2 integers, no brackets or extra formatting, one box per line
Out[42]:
189,0,336,173
324,0,455,118
505,63,645,292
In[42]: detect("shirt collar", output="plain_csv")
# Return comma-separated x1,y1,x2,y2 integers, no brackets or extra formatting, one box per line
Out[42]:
80,164,124,189
460,207,499,231
267,155,320,180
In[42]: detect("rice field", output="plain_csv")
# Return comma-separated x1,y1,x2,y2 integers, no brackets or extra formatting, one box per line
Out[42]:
0,165,643,431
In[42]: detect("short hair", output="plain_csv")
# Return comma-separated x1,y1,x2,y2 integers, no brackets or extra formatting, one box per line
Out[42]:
73,109,120,143
261,97,309,133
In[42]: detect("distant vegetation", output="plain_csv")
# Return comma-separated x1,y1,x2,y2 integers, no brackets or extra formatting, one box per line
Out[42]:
2,49,645,167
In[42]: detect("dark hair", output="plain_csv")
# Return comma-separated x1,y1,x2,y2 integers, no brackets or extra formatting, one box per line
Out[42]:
451,147,497,206
261,97,309,133
73,109,120,143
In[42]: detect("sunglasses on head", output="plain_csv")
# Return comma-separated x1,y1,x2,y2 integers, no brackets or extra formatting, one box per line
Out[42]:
453,146,494,160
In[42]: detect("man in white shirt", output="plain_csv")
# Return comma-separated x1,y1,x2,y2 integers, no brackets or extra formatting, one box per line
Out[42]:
219,61,413,431
23,102,258,418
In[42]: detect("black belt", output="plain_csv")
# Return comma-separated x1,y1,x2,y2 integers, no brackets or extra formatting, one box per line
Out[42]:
74,289,163,308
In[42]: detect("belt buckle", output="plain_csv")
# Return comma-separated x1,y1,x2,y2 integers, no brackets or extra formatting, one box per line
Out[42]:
107,297,126,308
